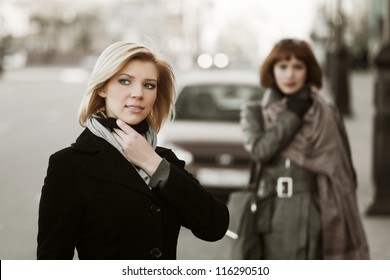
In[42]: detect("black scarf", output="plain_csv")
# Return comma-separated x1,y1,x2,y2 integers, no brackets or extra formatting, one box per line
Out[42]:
96,117,149,134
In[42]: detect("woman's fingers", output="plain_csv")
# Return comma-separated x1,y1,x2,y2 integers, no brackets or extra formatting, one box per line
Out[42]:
112,120,160,171
116,119,135,135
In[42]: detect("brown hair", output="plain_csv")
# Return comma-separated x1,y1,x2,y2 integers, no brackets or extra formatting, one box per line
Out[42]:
260,39,323,89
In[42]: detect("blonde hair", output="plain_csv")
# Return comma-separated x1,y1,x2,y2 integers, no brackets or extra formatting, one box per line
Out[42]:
78,41,175,132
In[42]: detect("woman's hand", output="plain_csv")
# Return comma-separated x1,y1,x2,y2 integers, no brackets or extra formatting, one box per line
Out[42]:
113,119,162,175
286,90,313,118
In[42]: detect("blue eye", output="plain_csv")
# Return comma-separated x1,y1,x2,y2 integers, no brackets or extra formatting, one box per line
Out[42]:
119,79,130,85
145,83,156,89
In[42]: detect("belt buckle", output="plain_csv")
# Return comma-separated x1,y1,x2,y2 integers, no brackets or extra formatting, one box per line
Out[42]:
276,177,293,198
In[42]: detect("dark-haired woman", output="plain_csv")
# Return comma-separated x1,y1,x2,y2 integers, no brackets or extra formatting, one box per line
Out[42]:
240,38,369,259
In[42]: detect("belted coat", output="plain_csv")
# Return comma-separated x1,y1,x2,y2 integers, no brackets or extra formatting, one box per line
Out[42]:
241,96,322,259
37,128,229,260
241,89,369,259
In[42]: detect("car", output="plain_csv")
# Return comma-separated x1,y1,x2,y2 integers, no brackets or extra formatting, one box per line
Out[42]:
158,69,265,203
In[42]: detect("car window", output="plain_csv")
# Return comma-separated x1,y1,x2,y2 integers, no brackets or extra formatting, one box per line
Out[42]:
175,84,263,122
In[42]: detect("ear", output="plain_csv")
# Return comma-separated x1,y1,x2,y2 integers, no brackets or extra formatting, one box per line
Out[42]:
98,90,107,98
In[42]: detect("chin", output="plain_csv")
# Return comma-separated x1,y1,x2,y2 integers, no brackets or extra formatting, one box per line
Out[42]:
282,90,296,95
121,117,143,125
283,87,300,95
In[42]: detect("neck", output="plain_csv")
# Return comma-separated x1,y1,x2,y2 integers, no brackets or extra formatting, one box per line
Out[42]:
274,84,311,97
95,116,149,134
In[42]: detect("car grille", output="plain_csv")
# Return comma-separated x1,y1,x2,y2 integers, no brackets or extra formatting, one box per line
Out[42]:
176,142,250,167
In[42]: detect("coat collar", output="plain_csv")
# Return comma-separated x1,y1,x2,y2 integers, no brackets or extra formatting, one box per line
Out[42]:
262,85,312,107
71,128,155,198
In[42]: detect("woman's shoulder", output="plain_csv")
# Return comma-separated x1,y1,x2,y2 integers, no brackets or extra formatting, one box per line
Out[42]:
49,129,101,163
241,100,264,121
241,88,278,111
242,99,262,109
314,88,334,106
47,146,82,172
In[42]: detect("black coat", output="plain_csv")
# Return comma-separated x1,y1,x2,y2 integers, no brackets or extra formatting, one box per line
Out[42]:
37,128,229,260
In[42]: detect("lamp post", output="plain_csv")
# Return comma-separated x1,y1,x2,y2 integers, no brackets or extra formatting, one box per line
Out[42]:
327,0,352,116
0,39,4,78
367,0,390,215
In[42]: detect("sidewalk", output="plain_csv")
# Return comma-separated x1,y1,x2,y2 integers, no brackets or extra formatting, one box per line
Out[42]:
341,71,390,260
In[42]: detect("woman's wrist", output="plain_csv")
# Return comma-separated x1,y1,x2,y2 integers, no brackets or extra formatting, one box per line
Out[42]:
144,155,163,176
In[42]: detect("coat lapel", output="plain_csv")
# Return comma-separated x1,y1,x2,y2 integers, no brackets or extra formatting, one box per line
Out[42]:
73,129,155,198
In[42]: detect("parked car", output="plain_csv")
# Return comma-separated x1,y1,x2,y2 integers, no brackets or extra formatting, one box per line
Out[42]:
158,70,265,203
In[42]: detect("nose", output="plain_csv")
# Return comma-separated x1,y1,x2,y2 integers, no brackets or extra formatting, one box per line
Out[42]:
130,83,144,98
285,68,295,79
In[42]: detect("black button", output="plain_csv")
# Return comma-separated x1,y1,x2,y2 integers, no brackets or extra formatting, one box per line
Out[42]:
150,247,163,258
150,203,161,214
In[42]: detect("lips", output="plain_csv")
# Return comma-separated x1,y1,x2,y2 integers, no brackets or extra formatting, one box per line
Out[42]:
125,104,145,113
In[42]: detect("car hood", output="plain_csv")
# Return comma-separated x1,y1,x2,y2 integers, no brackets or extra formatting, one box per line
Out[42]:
158,121,245,145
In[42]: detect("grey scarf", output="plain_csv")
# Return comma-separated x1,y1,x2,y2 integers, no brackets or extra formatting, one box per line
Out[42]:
86,117,157,184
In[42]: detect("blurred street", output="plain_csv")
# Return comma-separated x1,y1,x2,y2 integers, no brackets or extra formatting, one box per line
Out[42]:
0,67,389,260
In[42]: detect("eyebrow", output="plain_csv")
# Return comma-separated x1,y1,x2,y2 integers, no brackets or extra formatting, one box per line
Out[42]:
118,73,157,82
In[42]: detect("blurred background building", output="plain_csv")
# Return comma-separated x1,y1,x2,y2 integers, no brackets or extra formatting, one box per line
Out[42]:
0,0,382,72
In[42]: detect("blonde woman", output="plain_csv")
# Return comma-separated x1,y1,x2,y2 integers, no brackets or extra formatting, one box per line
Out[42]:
37,41,229,260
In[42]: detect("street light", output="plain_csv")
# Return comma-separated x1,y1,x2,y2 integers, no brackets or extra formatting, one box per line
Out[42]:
214,53,229,68
327,0,352,117
366,0,390,215
197,53,213,69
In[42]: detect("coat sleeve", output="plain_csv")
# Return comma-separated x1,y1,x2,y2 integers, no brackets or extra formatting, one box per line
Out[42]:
154,148,229,242
37,152,83,260
240,101,303,163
